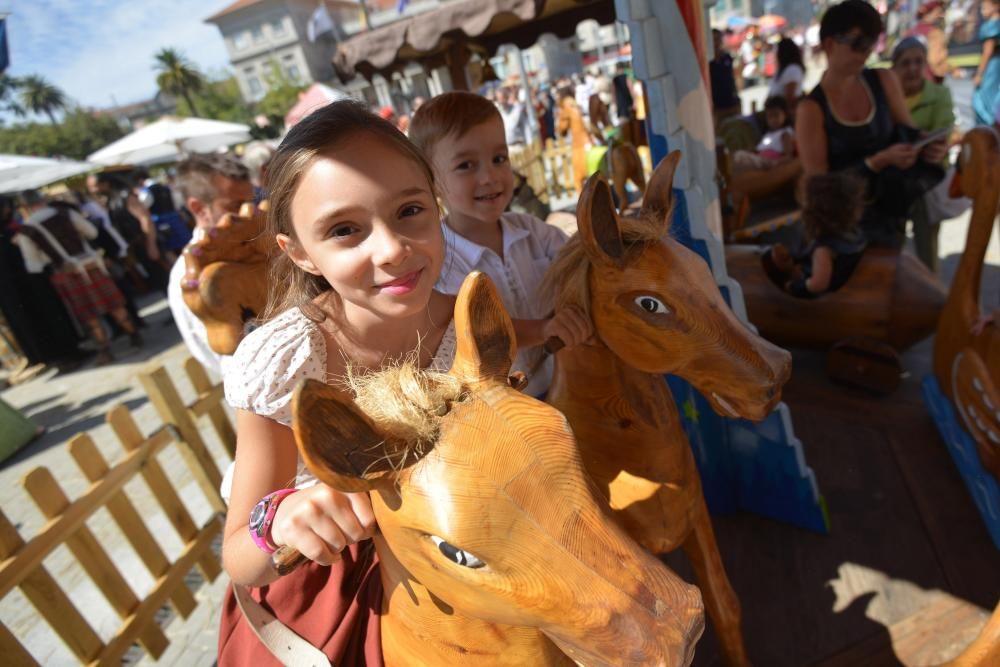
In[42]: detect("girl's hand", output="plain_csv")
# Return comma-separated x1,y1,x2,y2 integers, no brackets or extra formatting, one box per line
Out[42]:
874,143,918,171
269,485,376,566
974,73,982,88
921,137,948,164
543,305,594,348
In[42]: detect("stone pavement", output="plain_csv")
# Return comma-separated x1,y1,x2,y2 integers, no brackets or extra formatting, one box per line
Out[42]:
0,296,232,666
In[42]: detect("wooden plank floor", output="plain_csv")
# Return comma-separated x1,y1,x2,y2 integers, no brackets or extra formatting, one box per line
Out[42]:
667,341,1000,666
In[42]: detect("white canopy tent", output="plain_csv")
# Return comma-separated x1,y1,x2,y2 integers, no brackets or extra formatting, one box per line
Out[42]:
87,116,252,166
0,154,96,194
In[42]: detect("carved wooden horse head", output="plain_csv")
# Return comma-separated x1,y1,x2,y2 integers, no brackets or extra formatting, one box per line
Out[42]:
549,153,791,421
181,202,271,354
292,272,704,666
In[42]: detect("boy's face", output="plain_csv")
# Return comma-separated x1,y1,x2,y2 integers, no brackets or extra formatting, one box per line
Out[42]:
430,116,514,229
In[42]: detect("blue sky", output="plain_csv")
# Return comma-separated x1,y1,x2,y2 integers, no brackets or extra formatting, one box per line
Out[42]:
4,0,237,110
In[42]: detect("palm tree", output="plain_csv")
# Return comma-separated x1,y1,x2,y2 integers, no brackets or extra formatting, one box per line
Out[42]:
153,48,205,116
18,75,66,124
0,74,24,117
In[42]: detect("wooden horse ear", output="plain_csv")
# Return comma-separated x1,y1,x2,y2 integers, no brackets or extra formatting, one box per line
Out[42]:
642,151,682,218
450,271,516,386
292,379,407,492
576,173,625,267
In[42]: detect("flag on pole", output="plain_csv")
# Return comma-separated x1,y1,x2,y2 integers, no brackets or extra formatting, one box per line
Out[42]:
307,3,334,42
0,18,10,74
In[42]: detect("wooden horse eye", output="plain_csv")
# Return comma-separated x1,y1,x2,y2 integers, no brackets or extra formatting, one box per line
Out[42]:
430,536,486,568
635,296,669,315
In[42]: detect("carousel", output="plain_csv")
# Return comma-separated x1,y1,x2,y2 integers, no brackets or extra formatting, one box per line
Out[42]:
180,0,1000,664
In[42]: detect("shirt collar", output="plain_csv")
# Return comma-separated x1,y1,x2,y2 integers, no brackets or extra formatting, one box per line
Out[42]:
443,214,530,264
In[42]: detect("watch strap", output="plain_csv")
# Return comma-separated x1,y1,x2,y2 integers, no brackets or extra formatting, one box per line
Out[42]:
249,488,297,554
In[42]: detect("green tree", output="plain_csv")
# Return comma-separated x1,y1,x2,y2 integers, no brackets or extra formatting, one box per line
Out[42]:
18,75,66,124
0,107,124,160
154,47,205,116
254,59,306,121
175,75,253,124
0,74,24,117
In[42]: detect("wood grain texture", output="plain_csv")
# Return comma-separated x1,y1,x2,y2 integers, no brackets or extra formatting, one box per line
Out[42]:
68,434,197,618
726,245,946,351
931,128,1000,481
292,271,705,666
23,468,169,658
546,157,793,667
179,203,270,355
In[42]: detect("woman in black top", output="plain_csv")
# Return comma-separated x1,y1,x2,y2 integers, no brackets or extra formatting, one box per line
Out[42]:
796,0,948,248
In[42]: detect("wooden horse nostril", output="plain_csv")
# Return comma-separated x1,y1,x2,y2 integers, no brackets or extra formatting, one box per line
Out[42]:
508,372,528,391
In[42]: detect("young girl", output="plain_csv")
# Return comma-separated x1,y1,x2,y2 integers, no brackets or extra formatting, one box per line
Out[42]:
217,100,456,665
732,96,796,172
766,172,867,298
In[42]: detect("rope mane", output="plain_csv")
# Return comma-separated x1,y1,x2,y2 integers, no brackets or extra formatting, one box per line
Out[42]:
540,210,671,320
342,359,467,473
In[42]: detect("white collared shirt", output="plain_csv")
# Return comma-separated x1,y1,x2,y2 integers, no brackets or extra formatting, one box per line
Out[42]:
168,254,228,379
435,211,568,397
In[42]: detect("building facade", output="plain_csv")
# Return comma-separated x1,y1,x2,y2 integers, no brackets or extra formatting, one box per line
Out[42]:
205,0,337,103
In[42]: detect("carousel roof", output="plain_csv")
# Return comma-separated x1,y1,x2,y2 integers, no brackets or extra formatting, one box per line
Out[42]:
332,0,615,83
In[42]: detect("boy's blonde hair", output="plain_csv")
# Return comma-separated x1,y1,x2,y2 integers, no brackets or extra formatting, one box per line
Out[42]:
262,100,437,321
409,91,503,163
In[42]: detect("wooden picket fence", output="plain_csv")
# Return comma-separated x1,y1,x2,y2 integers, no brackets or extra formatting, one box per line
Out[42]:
509,137,580,203
0,358,234,665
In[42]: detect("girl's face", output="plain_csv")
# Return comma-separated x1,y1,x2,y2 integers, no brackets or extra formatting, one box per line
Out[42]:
985,1,999,18
280,133,443,322
765,107,787,129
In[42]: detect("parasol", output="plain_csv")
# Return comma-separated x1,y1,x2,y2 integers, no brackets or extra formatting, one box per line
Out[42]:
87,116,252,166
0,154,96,194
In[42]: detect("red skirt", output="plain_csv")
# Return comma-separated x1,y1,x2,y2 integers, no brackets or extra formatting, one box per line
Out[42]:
49,266,125,323
218,542,384,666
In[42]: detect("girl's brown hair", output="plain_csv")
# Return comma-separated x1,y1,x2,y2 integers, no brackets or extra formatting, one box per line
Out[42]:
262,99,437,321
408,91,502,162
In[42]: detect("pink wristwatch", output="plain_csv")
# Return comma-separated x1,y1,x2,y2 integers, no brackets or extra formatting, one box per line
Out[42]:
248,489,297,554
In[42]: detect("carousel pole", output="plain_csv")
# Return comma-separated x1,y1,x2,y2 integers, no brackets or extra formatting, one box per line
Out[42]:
446,40,470,91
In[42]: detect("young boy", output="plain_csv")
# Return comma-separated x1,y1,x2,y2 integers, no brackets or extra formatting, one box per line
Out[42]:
409,91,591,396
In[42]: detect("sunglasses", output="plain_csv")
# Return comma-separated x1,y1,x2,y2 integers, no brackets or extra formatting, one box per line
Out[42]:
832,33,877,53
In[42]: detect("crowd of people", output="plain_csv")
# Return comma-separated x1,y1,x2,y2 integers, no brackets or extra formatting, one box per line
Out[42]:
712,0,999,296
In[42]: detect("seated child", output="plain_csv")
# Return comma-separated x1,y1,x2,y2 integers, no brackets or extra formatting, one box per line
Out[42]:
409,91,592,397
732,96,796,172
765,172,867,298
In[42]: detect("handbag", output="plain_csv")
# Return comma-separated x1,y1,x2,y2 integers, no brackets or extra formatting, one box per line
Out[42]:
922,165,971,223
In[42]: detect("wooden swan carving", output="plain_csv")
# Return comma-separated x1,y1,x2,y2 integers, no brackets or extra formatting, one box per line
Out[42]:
544,154,792,667
180,202,271,355
933,127,1000,480
291,272,705,666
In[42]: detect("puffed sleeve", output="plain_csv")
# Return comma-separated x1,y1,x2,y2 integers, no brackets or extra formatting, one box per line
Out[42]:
224,308,327,426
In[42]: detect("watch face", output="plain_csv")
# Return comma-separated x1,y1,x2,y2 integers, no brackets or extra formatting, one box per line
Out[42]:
250,499,268,533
